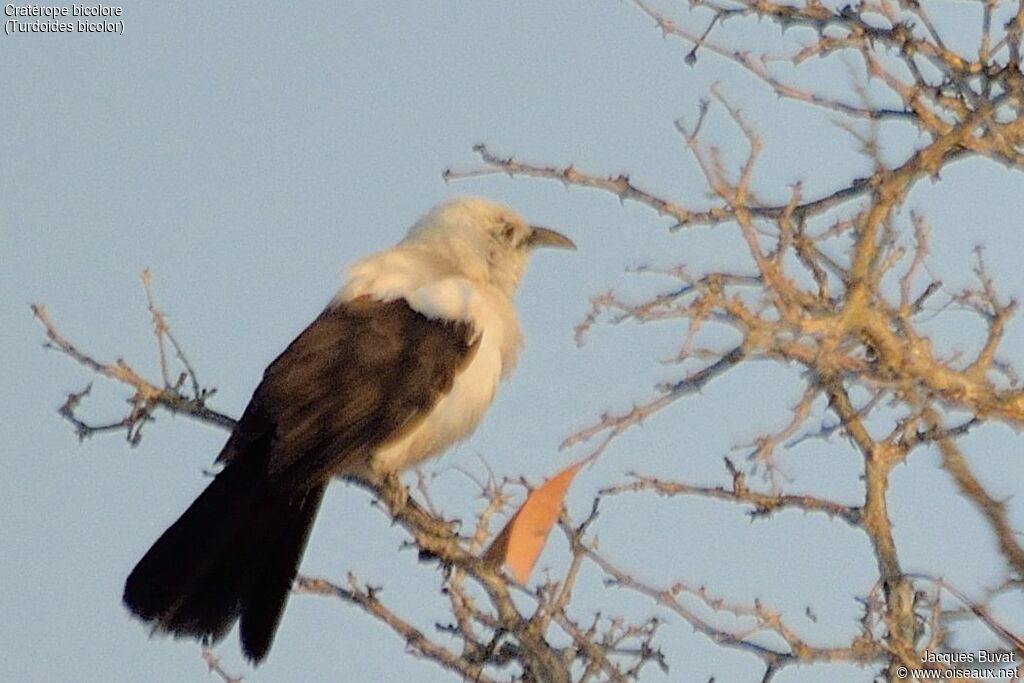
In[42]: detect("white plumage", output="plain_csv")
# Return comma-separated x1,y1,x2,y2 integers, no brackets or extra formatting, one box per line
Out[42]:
339,197,538,473
123,196,574,664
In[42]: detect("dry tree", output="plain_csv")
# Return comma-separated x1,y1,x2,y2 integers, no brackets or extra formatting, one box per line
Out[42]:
37,1,1024,681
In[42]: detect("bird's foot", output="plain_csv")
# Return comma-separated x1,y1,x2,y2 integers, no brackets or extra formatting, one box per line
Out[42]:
377,471,410,513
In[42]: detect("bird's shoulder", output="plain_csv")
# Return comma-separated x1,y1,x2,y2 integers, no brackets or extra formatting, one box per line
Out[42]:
267,295,478,379
219,296,481,488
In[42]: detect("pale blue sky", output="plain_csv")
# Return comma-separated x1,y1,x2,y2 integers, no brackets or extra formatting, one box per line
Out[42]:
3,2,1023,682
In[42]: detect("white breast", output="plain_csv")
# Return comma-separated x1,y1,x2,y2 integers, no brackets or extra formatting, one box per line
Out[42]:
370,327,504,473
337,247,522,474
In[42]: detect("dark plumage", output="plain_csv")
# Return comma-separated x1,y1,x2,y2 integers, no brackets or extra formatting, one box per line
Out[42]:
123,297,477,663
122,196,575,665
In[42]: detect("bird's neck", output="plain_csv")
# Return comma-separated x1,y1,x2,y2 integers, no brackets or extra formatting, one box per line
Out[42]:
337,246,523,373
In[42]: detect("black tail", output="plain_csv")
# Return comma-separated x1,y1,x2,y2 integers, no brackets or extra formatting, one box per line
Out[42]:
123,452,325,664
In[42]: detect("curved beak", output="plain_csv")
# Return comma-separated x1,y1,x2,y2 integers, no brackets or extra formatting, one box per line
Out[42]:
526,225,576,251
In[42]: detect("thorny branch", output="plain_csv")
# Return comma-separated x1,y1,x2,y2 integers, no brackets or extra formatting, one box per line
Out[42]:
447,0,1024,679
34,281,663,682
41,0,1024,680
32,273,234,442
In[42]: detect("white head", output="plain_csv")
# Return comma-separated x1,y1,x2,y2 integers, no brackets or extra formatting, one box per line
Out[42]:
402,197,575,296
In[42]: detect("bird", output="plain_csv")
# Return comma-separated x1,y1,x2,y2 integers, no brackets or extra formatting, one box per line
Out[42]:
122,196,575,664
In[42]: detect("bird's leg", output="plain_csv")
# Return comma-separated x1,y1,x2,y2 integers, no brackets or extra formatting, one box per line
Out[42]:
349,470,464,557
346,469,410,516
382,474,464,546
378,470,409,513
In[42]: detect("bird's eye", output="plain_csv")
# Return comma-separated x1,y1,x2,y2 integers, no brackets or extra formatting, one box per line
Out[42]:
500,223,516,243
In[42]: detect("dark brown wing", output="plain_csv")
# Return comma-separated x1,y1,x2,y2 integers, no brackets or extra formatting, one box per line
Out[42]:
219,296,479,493
124,296,478,662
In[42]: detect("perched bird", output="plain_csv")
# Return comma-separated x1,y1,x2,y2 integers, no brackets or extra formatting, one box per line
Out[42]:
122,197,575,663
